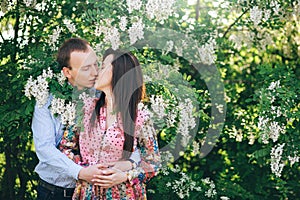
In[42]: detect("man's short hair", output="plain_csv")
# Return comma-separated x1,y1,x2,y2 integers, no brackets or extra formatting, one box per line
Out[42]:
56,38,90,70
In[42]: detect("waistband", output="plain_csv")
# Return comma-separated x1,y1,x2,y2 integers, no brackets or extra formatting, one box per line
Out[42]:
38,179,75,198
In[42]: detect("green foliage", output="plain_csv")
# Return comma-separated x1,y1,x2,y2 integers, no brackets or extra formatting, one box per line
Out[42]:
1,0,299,199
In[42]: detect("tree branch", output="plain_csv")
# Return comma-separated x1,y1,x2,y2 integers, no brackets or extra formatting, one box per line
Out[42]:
223,8,249,38
0,31,5,42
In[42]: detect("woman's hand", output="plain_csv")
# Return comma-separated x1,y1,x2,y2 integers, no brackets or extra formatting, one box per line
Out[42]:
92,167,127,188
78,164,108,183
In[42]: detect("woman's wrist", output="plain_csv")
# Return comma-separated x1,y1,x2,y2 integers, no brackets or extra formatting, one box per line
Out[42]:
128,158,137,170
126,171,133,182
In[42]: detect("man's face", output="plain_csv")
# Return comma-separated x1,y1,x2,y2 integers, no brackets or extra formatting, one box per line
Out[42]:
63,46,98,90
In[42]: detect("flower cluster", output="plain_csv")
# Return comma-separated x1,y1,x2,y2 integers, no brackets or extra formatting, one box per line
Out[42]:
178,98,196,147
51,97,76,126
258,116,285,144
145,0,176,21
202,177,217,198
126,0,142,14
149,95,168,120
163,165,200,199
250,6,263,26
90,0,177,50
197,38,217,65
25,67,53,107
162,164,217,199
287,151,300,167
143,62,199,158
270,143,285,177
257,80,285,144
63,19,77,33
128,17,144,45
24,68,91,127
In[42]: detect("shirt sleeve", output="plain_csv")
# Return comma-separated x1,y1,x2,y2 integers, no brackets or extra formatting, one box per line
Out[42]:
126,112,161,185
32,97,83,180
129,147,141,164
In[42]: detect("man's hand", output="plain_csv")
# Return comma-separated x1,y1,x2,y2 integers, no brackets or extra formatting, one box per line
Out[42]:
107,160,132,171
78,164,107,183
92,167,127,188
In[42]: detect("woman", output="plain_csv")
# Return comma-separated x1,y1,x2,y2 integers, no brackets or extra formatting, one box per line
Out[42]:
73,49,161,199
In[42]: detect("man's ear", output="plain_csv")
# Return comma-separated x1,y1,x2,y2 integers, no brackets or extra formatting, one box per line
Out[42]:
62,67,71,79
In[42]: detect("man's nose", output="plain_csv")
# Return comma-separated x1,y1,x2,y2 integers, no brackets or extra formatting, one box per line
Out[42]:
91,66,98,76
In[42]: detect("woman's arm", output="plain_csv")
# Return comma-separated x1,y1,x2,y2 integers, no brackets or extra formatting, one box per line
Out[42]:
92,111,161,187
125,115,161,184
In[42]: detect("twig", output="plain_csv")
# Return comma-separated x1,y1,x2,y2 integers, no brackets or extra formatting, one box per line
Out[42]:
0,31,5,42
223,8,250,38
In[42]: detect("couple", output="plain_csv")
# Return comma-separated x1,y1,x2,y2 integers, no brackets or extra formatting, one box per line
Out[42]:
32,38,161,200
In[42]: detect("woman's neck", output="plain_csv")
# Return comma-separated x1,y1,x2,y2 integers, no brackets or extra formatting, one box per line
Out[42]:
103,90,114,112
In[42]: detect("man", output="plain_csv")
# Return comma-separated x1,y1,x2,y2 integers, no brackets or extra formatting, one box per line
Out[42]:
32,38,139,200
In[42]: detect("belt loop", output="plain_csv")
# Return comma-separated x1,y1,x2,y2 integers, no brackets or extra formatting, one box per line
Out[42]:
64,189,73,198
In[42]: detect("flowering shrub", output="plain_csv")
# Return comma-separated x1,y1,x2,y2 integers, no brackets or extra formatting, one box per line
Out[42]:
0,0,299,199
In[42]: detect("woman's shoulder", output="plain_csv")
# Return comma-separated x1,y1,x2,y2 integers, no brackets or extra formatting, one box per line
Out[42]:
83,97,99,113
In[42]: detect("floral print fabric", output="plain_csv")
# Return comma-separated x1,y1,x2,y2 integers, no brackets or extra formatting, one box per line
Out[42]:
64,97,161,200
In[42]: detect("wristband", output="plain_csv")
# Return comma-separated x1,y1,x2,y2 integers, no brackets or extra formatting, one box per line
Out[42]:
128,158,137,169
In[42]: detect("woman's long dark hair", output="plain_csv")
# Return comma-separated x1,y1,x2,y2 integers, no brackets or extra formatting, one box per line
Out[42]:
93,48,144,159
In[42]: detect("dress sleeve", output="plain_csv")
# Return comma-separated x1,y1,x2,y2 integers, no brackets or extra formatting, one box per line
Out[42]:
126,111,161,185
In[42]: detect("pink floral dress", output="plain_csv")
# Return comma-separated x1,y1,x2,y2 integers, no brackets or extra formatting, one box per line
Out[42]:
71,98,161,200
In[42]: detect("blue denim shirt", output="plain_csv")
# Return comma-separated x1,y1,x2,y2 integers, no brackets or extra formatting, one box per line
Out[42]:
32,95,140,188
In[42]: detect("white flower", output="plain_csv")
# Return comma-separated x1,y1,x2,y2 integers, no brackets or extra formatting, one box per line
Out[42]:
164,40,174,54
128,18,144,45
175,45,183,57
166,109,177,127
150,95,168,119
94,25,106,37
35,1,47,12
215,103,224,114
258,116,268,130
247,132,255,145
65,101,76,126
24,0,33,7
109,27,121,50
268,80,280,91
56,71,66,86
50,97,66,115
270,143,285,177
269,121,285,143
48,26,62,46
51,97,76,126
250,6,263,26
270,0,281,15
119,16,127,31
63,19,77,33
192,141,200,155
197,38,217,65
126,0,142,13
24,76,34,99
178,99,196,146
79,92,90,101
202,177,217,198
288,152,299,167
24,68,54,107
145,0,175,21
263,9,271,21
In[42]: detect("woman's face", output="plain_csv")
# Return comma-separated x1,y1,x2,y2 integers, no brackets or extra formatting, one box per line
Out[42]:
94,54,114,91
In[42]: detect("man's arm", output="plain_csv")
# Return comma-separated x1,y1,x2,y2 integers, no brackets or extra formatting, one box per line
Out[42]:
32,97,83,181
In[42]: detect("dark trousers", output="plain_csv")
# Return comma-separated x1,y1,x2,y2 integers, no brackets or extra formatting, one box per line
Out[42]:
37,179,75,200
